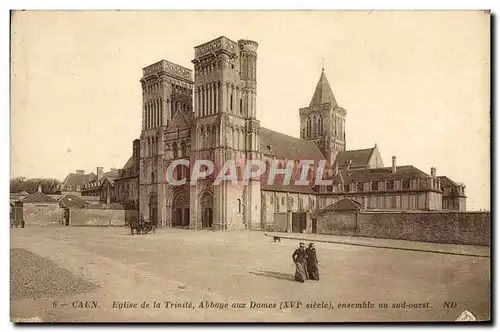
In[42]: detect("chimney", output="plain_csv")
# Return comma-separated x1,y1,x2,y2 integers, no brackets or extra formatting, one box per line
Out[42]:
75,169,85,175
37,184,42,193
392,156,397,173
431,167,436,177
97,167,103,181
334,162,339,176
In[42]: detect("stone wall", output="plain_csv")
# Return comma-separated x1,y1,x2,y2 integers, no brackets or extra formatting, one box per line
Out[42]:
317,210,490,246
318,212,357,234
23,204,64,225
69,209,138,227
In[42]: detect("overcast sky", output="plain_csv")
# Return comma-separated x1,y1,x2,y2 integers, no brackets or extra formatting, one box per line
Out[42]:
10,11,490,210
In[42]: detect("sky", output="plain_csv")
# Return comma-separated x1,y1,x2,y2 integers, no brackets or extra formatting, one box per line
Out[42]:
10,11,490,210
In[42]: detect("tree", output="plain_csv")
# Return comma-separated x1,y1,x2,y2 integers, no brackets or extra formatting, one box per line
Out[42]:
10,177,61,194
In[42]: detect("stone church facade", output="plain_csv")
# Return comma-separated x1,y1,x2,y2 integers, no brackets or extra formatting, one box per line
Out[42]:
135,35,467,231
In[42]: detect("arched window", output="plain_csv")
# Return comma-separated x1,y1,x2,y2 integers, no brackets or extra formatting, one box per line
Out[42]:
231,127,236,148
181,141,187,157
307,167,314,181
237,199,242,213
240,99,243,114
173,142,178,159
206,127,212,148
236,165,244,180
270,195,274,205
212,126,218,147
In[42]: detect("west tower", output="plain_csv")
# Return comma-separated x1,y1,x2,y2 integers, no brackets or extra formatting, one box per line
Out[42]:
191,36,261,231
139,60,194,226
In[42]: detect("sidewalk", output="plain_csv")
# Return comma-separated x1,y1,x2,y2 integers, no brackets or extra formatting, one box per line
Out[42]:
264,232,490,258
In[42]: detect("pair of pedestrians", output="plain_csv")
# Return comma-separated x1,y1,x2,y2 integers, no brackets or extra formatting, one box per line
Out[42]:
292,242,319,283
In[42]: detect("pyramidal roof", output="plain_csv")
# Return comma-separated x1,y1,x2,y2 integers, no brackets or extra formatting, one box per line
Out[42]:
309,69,338,108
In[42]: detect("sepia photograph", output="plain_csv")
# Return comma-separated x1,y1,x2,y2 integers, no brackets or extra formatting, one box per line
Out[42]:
9,10,490,323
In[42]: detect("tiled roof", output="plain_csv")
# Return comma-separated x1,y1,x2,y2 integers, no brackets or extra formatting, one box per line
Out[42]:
438,176,459,187
59,194,88,208
116,155,139,180
122,156,133,169
103,169,119,180
23,192,57,204
438,176,466,197
309,70,338,108
326,165,431,183
261,183,316,194
260,127,325,162
80,196,102,202
61,172,96,190
322,197,362,211
335,148,375,167
85,169,120,189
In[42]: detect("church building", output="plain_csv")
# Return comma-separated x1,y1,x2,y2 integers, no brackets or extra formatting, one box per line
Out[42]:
133,35,466,231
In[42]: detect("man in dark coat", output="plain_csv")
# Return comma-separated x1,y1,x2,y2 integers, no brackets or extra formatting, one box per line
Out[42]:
306,242,319,280
292,242,308,283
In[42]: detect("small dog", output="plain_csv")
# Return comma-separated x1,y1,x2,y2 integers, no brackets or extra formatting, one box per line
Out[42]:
266,233,281,243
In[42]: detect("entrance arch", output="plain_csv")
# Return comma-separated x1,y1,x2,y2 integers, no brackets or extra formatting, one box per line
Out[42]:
172,193,190,227
149,193,158,227
200,191,213,229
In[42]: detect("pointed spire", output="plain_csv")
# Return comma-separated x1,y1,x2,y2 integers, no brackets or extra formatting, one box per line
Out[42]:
309,69,338,108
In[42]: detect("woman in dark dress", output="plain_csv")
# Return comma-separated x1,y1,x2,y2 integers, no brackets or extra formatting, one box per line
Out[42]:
292,242,309,283
306,242,319,280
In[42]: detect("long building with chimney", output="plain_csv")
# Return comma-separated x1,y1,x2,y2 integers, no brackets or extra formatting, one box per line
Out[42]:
113,35,466,231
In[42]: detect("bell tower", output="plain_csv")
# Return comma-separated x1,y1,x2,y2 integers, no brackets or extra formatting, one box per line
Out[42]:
139,60,193,227
299,68,346,165
191,36,261,231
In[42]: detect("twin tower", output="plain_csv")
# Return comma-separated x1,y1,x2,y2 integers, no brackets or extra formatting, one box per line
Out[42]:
139,36,262,230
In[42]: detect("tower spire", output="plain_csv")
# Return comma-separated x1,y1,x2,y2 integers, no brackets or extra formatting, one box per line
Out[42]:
321,57,325,72
309,66,337,108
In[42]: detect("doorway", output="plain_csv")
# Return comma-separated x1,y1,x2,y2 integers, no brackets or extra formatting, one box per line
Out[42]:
64,208,70,226
292,212,307,233
149,193,158,227
173,194,189,227
200,192,214,229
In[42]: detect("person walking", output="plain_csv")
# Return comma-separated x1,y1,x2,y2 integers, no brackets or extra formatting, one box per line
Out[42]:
306,242,319,280
292,242,309,283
